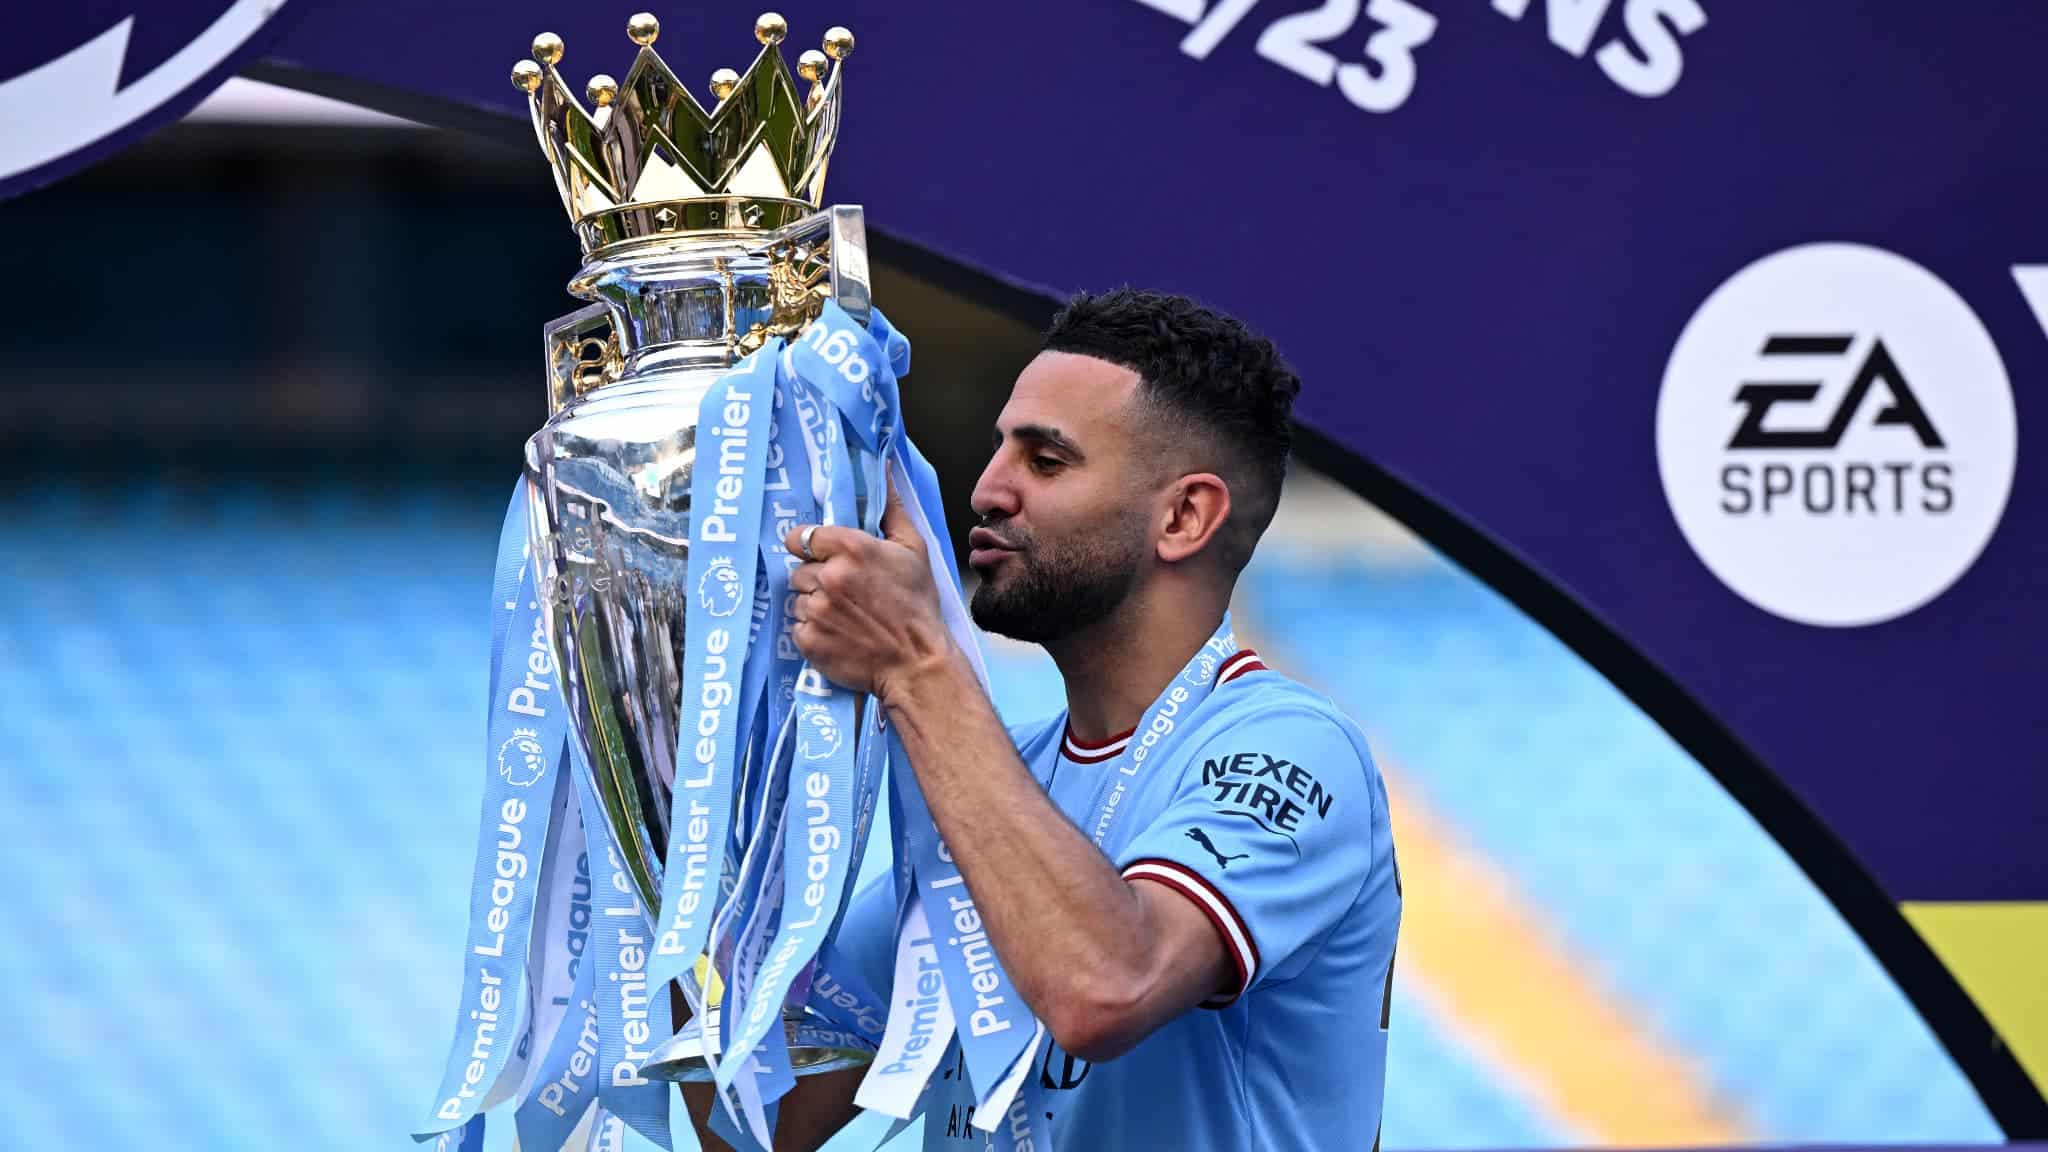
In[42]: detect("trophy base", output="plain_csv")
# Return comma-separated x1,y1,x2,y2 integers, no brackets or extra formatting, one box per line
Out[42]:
642,1010,876,1084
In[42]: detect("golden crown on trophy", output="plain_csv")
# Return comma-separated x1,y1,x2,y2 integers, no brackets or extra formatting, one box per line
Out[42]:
512,11,852,255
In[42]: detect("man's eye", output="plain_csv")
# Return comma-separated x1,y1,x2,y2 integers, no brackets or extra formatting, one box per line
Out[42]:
1030,456,1064,474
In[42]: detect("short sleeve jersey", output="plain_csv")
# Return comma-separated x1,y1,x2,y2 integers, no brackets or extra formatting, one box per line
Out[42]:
832,652,1403,1151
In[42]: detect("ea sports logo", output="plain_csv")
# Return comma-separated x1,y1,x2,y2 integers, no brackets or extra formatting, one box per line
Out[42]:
697,556,743,618
1657,243,2016,626
799,703,842,761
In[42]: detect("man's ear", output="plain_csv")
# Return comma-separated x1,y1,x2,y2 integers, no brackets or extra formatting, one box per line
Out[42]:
1157,473,1231,564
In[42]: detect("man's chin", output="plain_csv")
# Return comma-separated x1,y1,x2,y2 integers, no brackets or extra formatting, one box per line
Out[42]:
969,586,1042,643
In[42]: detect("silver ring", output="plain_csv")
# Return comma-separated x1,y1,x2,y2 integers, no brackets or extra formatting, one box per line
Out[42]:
799,525,820,562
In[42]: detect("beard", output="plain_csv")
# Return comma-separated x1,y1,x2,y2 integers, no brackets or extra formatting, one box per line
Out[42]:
969,515,1147,645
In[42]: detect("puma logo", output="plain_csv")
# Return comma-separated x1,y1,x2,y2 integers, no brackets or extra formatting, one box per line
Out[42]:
1186,828,1248,870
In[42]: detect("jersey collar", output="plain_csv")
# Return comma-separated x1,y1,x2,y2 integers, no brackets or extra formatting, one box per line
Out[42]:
1060,650,1267,764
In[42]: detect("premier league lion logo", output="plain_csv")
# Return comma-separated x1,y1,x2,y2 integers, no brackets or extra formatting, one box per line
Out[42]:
697,555,743,618
496,727,549,788
799,702,843,761
1192,650,1220,686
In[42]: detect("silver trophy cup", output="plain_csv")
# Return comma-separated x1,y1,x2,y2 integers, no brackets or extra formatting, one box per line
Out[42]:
511,11,877,1083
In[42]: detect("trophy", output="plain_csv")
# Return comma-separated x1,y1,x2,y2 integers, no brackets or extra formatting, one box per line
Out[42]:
510,10,874,1084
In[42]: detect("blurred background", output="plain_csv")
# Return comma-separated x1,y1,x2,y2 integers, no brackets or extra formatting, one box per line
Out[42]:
0,81,2005,1148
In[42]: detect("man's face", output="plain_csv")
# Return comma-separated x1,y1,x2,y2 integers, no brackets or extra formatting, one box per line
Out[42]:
967,351,1156,644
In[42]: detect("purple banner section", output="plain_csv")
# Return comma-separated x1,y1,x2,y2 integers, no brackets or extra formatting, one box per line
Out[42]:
9,3,2041,906
254,0,2047,904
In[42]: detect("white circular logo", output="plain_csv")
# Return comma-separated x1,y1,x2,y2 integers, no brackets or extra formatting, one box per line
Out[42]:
799,703,842,761
497,726,549,788
1657,243,2016,627
697,556,744,618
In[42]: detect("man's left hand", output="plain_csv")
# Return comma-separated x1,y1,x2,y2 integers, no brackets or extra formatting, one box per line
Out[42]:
783,479,951,700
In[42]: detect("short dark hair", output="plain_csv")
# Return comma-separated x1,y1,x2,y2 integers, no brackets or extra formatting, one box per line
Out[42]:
1041,288,1300,574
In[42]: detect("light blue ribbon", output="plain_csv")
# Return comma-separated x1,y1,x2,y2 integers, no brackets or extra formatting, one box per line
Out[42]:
418,478,571,1139
809,939,889,1046
876,439,1061,1152
699,363,829,1134
428,1114,485,1152
515,939,602,1150
647,341,779,1000
1082,618,1240,852
886,730,1032,1098
797,305,907,1005
572,741,675,1149
716,368,820,993
881,450,1036,1106
715,328,870,1089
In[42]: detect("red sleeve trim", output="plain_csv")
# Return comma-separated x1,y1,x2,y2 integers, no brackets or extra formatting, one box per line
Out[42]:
1123,858,1260,1007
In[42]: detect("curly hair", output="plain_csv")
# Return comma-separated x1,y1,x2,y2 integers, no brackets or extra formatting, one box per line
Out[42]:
1042,288,1300,574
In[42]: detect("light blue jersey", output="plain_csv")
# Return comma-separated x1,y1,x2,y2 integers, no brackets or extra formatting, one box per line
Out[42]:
835,651,1402,1150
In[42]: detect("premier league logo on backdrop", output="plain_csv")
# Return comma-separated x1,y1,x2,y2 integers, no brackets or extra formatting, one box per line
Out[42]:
0,2,292,198
698,555,744,618
799,702,842,762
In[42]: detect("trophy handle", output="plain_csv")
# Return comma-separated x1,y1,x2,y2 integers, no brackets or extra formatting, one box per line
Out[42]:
746,203,873,332
822,203,872,329
542,302,619,414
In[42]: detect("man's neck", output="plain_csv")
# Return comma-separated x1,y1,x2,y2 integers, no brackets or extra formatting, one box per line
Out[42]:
1048,587,1225,744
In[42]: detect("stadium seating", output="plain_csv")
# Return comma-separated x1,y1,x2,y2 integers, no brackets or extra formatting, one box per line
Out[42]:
0,483,1998,1149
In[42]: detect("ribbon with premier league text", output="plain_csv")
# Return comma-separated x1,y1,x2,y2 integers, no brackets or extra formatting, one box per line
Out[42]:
418,478,571,1140
852,437,1053,1152
702,309,904,1143
426,310,992,1150
644,339,776,1046
714,315,884,1071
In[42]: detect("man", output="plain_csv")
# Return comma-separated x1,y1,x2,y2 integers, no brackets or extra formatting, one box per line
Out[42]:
773,289,1401,1149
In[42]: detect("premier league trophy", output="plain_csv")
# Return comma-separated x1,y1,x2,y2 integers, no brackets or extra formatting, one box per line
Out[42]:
423,15,1047,1147
515,10,871,1084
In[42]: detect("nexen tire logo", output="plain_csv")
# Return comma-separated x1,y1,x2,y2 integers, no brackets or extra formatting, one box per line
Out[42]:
1657,243,2016,627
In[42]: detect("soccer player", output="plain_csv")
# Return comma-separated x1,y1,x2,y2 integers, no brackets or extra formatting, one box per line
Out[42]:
774,289,1401,1149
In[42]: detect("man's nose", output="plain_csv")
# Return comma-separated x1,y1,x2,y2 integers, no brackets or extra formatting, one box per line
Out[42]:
970,453,1020,521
